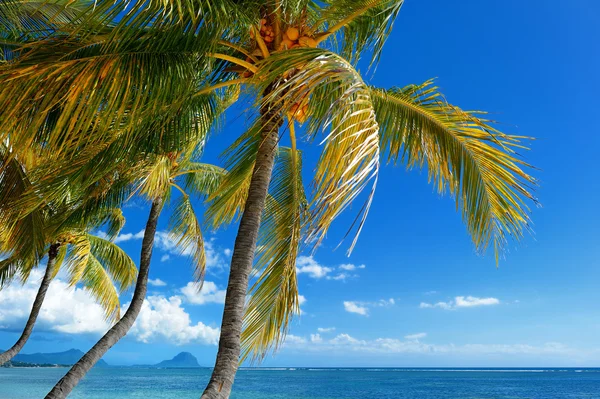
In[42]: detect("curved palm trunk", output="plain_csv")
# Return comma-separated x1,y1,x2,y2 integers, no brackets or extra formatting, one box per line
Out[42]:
45,198,163,399
201,95,281,399
0,244,60,366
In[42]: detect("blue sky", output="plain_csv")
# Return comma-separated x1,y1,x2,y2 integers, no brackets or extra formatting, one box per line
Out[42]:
1,0,599,367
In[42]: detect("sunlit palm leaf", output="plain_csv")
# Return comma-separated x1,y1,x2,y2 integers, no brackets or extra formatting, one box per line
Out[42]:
168,193,206,281
370,80,538,260
259,48,380,253
313,0,403,64
81,254,121,321
87,234,137,291
242,145,307,362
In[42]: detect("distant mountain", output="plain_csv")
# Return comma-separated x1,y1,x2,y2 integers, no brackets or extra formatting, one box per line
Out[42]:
8,349,108,367
154,352,200,368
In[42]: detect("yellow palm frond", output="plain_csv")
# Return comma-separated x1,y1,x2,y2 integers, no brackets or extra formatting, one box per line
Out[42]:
242,145,307,362
370,80,538,260
168,193,206,281
81,254,121,321
87,234,137,292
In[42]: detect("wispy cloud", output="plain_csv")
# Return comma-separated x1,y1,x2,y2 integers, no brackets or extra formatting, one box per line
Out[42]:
404,332,427,341
148,278,167,287
343,301,369,316
343,298,396,316
420,296,500,310
296,256,366,281
317,327,336,333
283,332,581,359
181,281,226,305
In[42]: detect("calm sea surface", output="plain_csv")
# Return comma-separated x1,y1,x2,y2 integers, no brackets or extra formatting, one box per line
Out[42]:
1,367,600,398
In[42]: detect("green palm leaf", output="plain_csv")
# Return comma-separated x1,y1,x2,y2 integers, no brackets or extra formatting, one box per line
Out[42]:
370,80,538,260
242,146,307,362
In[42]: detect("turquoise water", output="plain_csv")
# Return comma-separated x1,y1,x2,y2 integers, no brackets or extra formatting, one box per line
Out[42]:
1,367,600,398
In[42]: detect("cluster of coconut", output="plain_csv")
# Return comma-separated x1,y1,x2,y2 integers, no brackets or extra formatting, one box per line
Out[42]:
289,94,309,123
244,19,318,123
279,26,317,50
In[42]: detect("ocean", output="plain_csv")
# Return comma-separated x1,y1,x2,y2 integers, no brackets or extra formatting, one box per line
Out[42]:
1,367,600,398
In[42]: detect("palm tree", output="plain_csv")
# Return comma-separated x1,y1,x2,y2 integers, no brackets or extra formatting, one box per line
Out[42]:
0,1,537,397
0,145,138,366
45,150,227,398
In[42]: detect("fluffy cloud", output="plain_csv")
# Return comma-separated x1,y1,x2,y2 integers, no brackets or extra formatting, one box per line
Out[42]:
112,230,228,269
148,278,167,287
343,298,396,316
296,256,333,279
129,296,219,345
181,281,226,305
296,257,366,281
114,230,145,243
317,327,336,333
404,332,427,341
0,271,220,346
420,296,500,310
0,270,110,335
343,301,369,316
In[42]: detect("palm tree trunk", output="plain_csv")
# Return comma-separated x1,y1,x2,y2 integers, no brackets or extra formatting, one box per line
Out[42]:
45,198,163,399
0,244,60,366
201,92,281,399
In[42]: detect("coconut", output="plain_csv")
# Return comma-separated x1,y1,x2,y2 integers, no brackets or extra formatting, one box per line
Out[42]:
286,27,300,41
280,38,294,50
298,36,317,48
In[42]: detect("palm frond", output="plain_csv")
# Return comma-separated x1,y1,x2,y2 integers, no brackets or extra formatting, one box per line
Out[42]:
180,162,227,199
64,232,91,285
0,0,90,38
81,254,121,321
370,80,538,260
0,24,220,160
258,48,380,253
168,193,206,281
242,145,307,362
87,234,137,291
313,0,403,64
206,124,261,227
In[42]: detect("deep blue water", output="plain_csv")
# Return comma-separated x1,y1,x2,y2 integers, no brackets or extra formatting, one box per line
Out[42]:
1,367,600,398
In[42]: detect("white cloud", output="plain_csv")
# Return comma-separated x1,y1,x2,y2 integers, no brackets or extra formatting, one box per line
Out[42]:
310,333,323,343
343,298,395,316
455,296,500,308
283,332,579,358
338,264,366,271
0,270,220,346
379,298,395,306
285,334,307,344
0,270,110,335
404,332,427,341
343,301,369,316
114,230,145,244
420,296,500,310
317,327,336,333
129,295,219,345
296,256,332,279
113,231,228,269
148,278,167,287
181,281,226,305
298,295,307,306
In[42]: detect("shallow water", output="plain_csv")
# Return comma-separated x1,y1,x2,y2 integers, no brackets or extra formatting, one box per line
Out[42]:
1,367,600,398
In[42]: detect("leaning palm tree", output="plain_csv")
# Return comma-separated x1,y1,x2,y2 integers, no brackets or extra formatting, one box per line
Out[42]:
0,1,537,397
194,4,538,397
44,148,227,398
0,146,137,366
